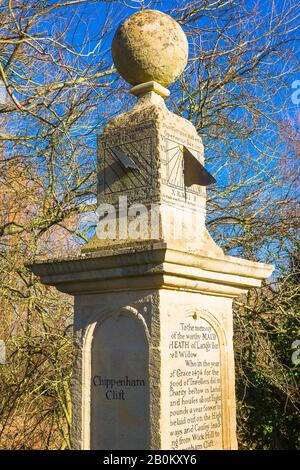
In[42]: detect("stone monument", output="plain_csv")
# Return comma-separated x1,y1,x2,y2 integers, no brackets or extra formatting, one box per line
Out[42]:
29,10,274,450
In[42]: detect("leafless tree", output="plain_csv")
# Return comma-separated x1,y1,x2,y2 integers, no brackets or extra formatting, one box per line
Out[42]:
0,0,299,449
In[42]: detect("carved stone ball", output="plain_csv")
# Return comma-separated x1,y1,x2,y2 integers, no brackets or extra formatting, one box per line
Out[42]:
112,10,188,87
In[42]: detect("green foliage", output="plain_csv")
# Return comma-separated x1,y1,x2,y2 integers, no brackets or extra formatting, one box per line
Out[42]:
235,250,300,450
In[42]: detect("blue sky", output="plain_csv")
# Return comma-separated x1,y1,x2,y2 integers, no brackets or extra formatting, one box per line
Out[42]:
2,0,298,268
52,2,299,262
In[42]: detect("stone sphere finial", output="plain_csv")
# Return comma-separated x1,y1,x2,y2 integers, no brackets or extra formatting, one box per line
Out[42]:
112,10,188,88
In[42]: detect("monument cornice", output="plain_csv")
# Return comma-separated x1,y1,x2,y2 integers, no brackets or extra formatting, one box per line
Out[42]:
28,242,274,298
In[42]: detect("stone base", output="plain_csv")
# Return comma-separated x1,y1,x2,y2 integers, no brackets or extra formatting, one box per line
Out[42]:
29,242,273,450
72,288,236,450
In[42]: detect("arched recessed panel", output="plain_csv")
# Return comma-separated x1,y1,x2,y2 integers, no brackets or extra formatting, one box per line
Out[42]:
91,313,149,450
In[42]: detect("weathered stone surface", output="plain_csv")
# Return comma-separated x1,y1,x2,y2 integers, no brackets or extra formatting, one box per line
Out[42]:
30,89,274,447
112,10,188,86
28,9,275,451
91,313,149,449
159,291,236,450
84,89,208,254
29,84,274,448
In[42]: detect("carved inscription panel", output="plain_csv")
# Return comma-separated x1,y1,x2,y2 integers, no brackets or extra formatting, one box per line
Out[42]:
166,316,223,450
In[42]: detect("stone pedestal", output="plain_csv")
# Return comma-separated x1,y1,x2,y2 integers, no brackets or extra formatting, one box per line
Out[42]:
30,243,273,450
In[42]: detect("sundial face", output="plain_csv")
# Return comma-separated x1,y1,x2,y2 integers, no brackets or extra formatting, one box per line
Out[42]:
102,136,154,195
164,138,204,196
165,140,184,189
98,121,157,204
98,122,212,212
